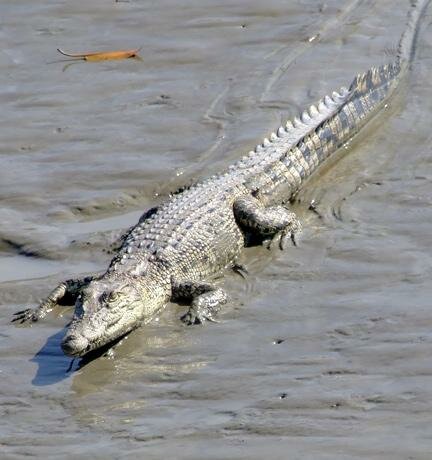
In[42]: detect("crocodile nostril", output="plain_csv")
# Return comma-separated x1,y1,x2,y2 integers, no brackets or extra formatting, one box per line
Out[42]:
61,334,89,357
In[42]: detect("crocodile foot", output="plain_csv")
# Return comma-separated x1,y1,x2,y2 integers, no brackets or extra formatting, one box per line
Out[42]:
234,195,301,251
172,279,227,326
11,277,94,326
11,308,41,324
180,305,219,325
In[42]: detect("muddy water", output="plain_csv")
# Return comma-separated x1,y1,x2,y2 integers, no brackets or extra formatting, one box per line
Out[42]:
1,0,432,458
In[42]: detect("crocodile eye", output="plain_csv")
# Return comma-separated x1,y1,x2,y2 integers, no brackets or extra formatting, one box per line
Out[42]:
107,291,120,303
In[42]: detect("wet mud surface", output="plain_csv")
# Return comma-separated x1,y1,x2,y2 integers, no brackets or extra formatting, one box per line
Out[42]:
1,0,432,458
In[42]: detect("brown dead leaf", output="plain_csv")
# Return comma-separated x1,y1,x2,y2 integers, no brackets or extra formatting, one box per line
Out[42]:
57,48,140,61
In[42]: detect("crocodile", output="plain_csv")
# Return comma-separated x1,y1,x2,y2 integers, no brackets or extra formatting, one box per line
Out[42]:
13,0,429,357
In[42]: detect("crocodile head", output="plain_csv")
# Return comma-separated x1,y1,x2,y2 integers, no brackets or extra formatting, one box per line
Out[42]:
61,277,167,357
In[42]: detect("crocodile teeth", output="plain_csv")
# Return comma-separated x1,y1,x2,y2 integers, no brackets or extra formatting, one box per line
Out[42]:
263,137,271,147
277,126,286,137
270,132,278,141
255,144,263,152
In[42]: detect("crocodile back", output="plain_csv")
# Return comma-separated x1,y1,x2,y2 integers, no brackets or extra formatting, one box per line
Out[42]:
108,173,247,281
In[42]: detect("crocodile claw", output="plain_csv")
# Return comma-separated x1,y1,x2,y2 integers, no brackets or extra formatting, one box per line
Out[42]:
11,308,39,324
264,230,298,251
279,230,292,250
232,263,249,279
180,307,219,325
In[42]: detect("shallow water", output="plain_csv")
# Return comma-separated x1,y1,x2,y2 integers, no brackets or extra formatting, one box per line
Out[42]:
1,0,432,458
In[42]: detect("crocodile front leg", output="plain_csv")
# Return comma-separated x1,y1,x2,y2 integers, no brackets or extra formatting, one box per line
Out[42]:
171,279,228,325
12,276,93,323
233,195,301,249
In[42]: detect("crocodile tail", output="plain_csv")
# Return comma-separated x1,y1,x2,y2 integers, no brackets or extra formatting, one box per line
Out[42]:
347,0,430,98
275,0,431,195
397,0,431,68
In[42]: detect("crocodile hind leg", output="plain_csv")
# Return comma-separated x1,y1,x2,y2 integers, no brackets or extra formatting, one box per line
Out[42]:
233,195,301,250
171,279,228,325
12,276,93,323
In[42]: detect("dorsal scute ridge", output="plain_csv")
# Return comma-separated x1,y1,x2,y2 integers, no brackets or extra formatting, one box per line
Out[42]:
301,110,311,123
293,117,303,128
348,60,402,98
277,126,286,137
324,95,334,106
232,85,352,174
171,0,431,202
318,100,327,113
309,104,319,117
285,120,294,130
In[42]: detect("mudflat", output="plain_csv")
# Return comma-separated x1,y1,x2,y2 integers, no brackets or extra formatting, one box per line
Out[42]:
1,0,431,458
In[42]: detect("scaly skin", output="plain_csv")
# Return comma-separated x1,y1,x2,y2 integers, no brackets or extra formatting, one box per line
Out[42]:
13,0,430,357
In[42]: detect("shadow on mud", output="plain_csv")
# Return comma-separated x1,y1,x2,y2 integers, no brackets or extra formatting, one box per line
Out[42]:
31,328,126,386
30,328,74,386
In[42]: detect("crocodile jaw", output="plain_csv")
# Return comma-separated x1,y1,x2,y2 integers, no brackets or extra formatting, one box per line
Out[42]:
61,303,144,357
60,277,167,357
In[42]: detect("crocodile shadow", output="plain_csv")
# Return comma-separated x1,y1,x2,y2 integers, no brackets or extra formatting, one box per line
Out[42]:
30,328,74,386
31,328,125,386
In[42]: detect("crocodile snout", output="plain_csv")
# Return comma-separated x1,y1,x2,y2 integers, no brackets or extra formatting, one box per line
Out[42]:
61,333,90,357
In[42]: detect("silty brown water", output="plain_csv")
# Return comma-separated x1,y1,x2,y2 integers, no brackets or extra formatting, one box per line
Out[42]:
1,0,432,458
